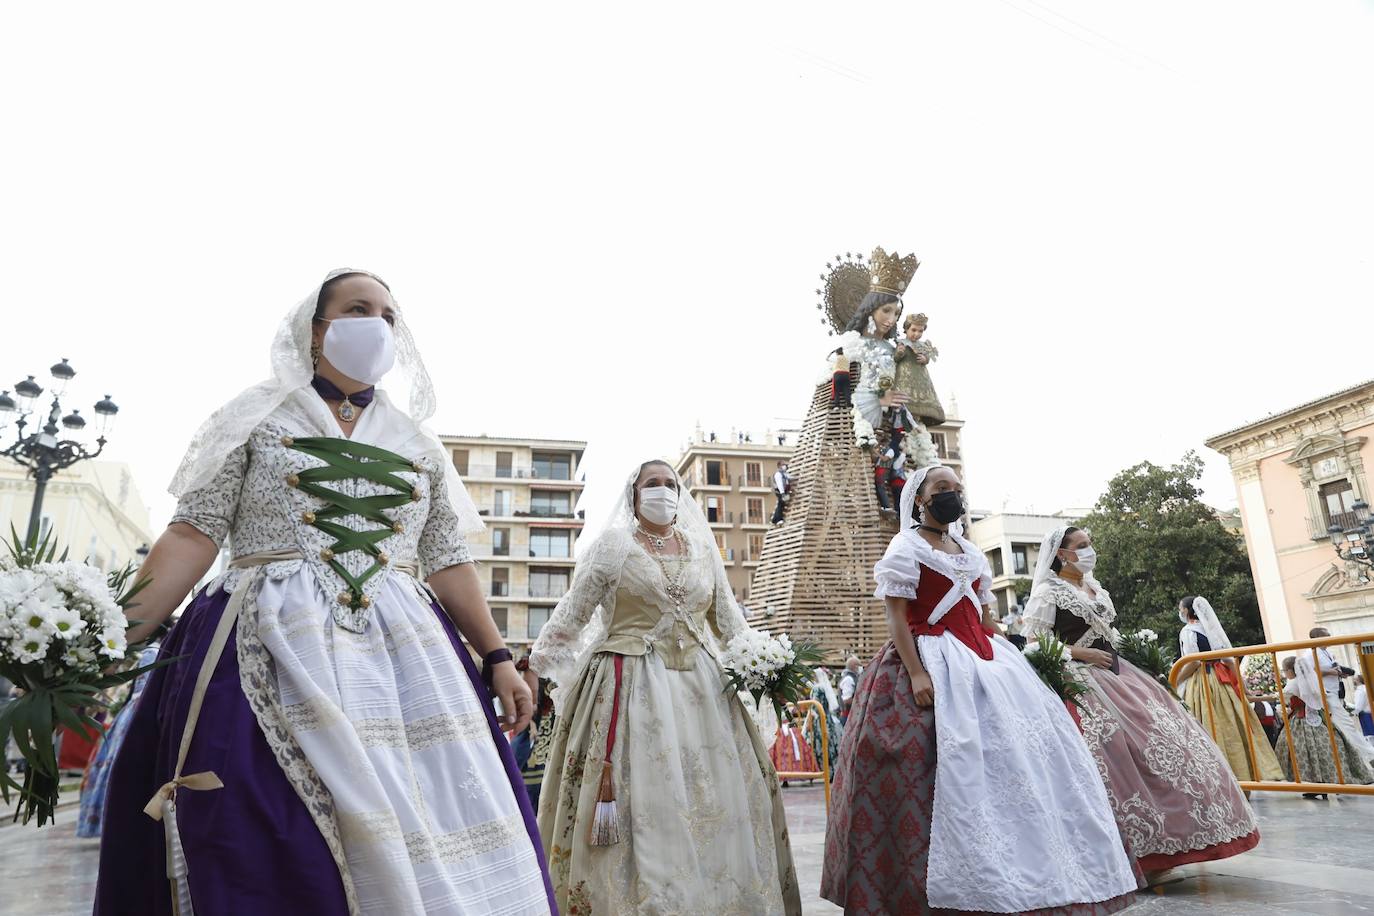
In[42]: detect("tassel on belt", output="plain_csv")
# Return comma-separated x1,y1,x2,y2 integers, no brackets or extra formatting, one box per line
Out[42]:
590,654,625,846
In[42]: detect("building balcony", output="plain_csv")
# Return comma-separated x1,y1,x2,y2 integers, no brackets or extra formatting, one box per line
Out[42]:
458,463,580,484
487,589,568,603
477,507,585,525
471,547,577,564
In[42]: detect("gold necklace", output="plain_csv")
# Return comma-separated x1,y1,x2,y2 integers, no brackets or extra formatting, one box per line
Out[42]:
642,527,689,607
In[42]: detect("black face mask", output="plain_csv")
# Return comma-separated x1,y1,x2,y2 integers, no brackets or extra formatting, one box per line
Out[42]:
923,490,964,525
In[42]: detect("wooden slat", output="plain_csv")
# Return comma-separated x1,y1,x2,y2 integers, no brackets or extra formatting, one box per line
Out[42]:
748,379,898,664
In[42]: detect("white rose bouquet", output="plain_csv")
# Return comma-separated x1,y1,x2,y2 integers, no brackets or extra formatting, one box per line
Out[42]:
0,529,165,825
719,630,823,721
1117,627,1178,697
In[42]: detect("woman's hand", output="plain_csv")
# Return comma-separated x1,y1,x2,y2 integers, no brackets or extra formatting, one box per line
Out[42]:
489,661,534,733
908,667,935,707
1076,647,1114,669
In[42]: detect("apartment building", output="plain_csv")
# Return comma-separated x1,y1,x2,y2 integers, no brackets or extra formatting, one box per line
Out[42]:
674,428,792,605
442,434,586,652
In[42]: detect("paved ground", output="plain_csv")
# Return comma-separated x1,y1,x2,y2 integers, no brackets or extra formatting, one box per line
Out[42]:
2,783,1371,914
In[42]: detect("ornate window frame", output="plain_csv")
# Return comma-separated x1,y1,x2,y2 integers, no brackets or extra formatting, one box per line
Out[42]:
1284,432,1369,540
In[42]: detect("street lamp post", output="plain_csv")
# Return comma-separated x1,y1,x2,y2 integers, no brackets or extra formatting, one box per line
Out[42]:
1328,498,1374,570
0,359,119,545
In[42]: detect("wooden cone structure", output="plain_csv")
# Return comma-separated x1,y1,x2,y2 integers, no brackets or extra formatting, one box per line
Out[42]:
749,378,898,664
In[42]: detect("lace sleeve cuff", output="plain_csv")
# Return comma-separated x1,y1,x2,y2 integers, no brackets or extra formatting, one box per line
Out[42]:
873,537,920,601
168,442,248,548
873,580,919,601
419,536,474,574
418,461,475,573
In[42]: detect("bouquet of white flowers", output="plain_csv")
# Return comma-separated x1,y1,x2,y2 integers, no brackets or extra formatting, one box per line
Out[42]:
1117,627,1177,697
719,630,823,721
0,529,163,825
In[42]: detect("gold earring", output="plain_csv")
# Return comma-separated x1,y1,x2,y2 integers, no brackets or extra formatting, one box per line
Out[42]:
310,341,322,368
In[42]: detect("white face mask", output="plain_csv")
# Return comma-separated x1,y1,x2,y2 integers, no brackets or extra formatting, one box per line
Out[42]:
638,485,678,526
1178,609,1190,625
1071,546,1097,575
321,316,396,384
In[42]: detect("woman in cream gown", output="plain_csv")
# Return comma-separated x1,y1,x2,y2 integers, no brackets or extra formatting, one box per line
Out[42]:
529,460,800,915
1176,596,1283,782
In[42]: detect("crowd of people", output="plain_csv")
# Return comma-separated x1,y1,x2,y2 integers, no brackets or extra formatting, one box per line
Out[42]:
56,268,1372,915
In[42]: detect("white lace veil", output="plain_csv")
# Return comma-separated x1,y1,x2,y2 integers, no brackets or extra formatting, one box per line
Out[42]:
167,268,483,534
1022,526,1069,637
1292,652,1328,714
539,460,751,701
618,462,713,549
814,667,840,713
897,464,964,539
1190,596,1233,651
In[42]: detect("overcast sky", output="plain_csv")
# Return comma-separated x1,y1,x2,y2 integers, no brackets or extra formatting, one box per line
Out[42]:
2,1,1371,536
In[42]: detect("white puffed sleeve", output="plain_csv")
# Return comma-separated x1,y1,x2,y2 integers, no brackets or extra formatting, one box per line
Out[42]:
976,552,995,607
528,531,619,688
873,536,921,600
1019,582,1059,641
169,442,248,547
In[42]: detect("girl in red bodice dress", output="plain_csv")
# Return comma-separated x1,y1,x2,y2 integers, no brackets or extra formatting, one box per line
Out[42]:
821,467,1138,915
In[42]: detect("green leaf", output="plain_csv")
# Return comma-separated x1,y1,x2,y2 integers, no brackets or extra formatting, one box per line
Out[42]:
30,692,58,777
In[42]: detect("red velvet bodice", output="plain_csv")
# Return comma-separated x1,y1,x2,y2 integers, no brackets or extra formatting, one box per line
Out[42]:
904,563,995,661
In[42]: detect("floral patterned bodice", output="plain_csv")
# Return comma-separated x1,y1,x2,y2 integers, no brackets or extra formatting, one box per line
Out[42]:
171,418,471,632
1028,578,1120,650
528,527,751,687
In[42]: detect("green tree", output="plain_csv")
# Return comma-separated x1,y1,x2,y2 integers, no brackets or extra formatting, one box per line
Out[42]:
1077,451,1265,648
1011,577,1034,608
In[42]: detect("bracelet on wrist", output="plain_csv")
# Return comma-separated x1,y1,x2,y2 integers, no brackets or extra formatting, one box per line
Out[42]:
481,648,513,686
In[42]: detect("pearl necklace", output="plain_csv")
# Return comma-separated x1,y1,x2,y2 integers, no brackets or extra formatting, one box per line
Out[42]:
640,525,689,607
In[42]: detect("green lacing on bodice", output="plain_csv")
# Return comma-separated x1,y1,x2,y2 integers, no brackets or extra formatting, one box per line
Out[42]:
285,436,420,611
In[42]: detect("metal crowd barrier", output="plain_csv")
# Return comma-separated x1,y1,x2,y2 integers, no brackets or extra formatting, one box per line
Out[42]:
1168,631,1374,797
773,698,832,812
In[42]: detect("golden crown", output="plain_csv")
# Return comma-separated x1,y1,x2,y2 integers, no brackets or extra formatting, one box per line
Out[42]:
869,247,920,295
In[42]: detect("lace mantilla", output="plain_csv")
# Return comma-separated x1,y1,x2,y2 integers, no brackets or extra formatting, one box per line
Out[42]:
1024,578,1120,648
529,527,752,694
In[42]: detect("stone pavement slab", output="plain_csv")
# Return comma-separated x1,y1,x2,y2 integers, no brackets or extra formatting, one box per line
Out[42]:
1,783,1370,914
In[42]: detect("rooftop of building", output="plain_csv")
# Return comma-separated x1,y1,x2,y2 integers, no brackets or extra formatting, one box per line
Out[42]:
676,425,797,458
1205,377,1374,449
438,433,588,450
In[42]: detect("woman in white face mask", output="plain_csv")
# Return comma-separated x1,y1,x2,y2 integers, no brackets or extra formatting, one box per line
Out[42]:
1175,595,1285,784
1021,528,1261,880
529,460,801,915
95,270,554,916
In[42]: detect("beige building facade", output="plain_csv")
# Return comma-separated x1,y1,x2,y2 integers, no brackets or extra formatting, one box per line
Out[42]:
674,429,792,606
441,434,586,653
0,460,154,571
1206,379,1374,668
966,510,1081,617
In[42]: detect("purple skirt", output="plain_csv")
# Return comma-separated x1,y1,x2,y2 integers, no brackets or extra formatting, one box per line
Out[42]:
93,584,556,915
